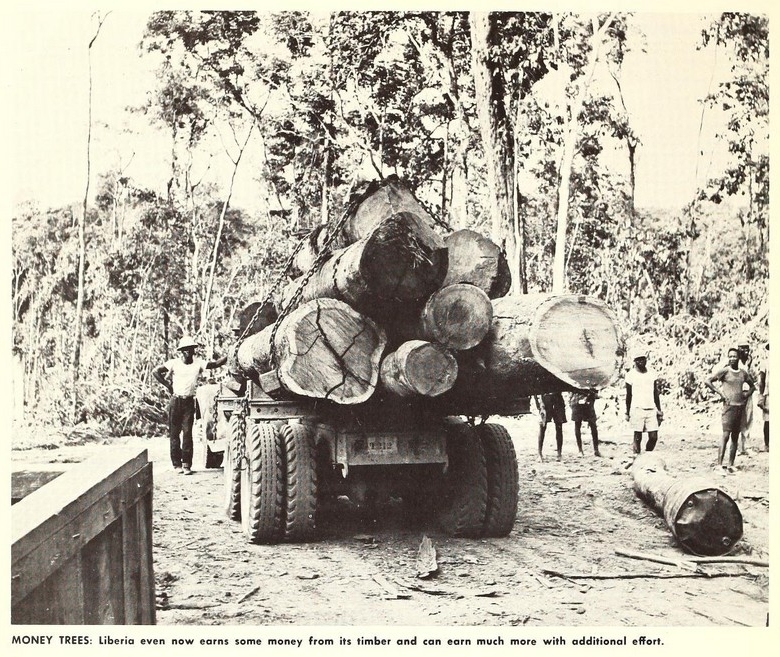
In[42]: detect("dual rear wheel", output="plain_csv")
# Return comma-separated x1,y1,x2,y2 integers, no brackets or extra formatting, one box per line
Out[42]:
225,418,318,544
437,422,519,538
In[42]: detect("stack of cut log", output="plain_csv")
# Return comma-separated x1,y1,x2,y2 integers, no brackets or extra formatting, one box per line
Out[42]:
228,176,623,414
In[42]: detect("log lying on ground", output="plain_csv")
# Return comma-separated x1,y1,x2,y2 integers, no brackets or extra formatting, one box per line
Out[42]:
342,175,444,251
236,298,387,405
386,283,493,351
441,229,511,299
631,453,743,556
279,213,448,316
380,340,458,398
434,293,623,414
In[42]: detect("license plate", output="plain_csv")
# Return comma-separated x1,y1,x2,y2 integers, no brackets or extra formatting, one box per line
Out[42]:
367,437,398,454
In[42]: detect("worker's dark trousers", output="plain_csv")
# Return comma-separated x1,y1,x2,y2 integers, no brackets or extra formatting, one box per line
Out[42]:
169,395,196,467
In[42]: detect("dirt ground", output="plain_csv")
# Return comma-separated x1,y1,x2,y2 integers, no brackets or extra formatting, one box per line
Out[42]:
11,406,769,628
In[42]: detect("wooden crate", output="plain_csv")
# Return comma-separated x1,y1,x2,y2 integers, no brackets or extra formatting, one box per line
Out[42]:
11,448,155,624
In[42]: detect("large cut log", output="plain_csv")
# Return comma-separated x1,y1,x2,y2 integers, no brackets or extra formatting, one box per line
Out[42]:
441,229,511,299
236,298,387,405
342,175,444,251
435,293,623,414
387,283,493,351
380,340,458,398
631,453,743,556
234,300,278,337
279,213,448,316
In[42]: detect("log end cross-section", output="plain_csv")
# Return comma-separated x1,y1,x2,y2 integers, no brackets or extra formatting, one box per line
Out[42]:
528,294,623,390
278,298,388,405
380,340,458,398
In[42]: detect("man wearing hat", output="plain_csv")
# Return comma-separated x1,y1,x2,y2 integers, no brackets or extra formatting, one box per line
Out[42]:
154,336,227,474
625,348,663,454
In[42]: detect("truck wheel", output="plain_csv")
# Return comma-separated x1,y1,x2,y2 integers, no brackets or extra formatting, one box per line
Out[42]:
223,414,242,521
438,423,487,537
241,421,284,544
476,423,519,537
279,423,318,542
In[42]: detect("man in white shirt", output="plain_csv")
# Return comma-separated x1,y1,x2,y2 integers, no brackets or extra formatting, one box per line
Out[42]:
625,349,663,454
154,336,227,474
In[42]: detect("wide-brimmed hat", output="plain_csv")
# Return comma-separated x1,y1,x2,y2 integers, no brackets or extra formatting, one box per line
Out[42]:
632,347,648,361
177,335,200,351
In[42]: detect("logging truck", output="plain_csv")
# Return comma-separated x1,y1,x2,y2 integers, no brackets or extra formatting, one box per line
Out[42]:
197,177,623,544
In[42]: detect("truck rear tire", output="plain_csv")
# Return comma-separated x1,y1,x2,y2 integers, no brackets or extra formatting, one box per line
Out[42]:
476,423,519,537
224,414,242,521
280,423,318,542
438,422,487,537
241,421,285,544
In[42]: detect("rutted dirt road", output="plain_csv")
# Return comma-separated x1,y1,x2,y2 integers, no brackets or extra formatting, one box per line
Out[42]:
12,410,769,627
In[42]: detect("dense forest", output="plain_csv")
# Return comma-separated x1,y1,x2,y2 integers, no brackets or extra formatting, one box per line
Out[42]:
11,11,768,436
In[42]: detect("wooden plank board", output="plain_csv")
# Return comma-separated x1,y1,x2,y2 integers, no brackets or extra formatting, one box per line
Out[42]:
12,448,149,556
137,490,156,624
12,464,152,603
82,519,126,624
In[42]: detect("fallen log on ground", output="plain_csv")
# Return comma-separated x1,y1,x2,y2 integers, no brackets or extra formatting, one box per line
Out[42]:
441,229,511,299
380,340,458,398
236,298,387,405
434,293,623,414
631,453,743,556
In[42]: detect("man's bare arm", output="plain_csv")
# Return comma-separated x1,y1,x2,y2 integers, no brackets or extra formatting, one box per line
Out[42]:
206,355,228,370
153,364,172,393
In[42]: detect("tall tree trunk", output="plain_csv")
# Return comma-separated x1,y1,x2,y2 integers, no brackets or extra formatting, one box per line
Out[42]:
469,13,518,293
552,14,614,293
71,13,109,422
201,122,254,332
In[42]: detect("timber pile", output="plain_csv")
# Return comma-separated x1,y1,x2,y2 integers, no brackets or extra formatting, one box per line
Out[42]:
228,176,623,410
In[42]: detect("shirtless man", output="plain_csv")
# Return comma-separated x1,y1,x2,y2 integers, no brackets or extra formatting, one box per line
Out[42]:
707,347,756,468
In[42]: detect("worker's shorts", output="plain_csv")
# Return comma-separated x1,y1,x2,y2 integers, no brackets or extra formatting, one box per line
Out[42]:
631,408,658,433
722,404,745,433
571,404,597,423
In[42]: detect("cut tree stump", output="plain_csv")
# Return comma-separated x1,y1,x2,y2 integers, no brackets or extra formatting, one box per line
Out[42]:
631,453,743,556
435,293,623,414
236,298,387,405
380,340,458,398
441,229,511,299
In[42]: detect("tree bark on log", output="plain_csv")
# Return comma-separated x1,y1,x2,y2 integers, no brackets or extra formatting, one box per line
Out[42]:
236,298,387,405
279,213,448,316
631,453,743,556
434,293,623,414
441,229,511,299
380,340,458,398
373,284,493,351
342,175,444,251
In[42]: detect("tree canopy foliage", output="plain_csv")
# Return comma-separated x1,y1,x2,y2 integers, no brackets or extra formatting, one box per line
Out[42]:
11,11,768,436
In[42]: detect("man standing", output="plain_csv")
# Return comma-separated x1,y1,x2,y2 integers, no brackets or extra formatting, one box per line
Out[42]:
758,343,769,452
625,349,663,454
154,336,227,474
570,389,601,457
707,347,756,468
737,341,754,455
536,392,567,461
